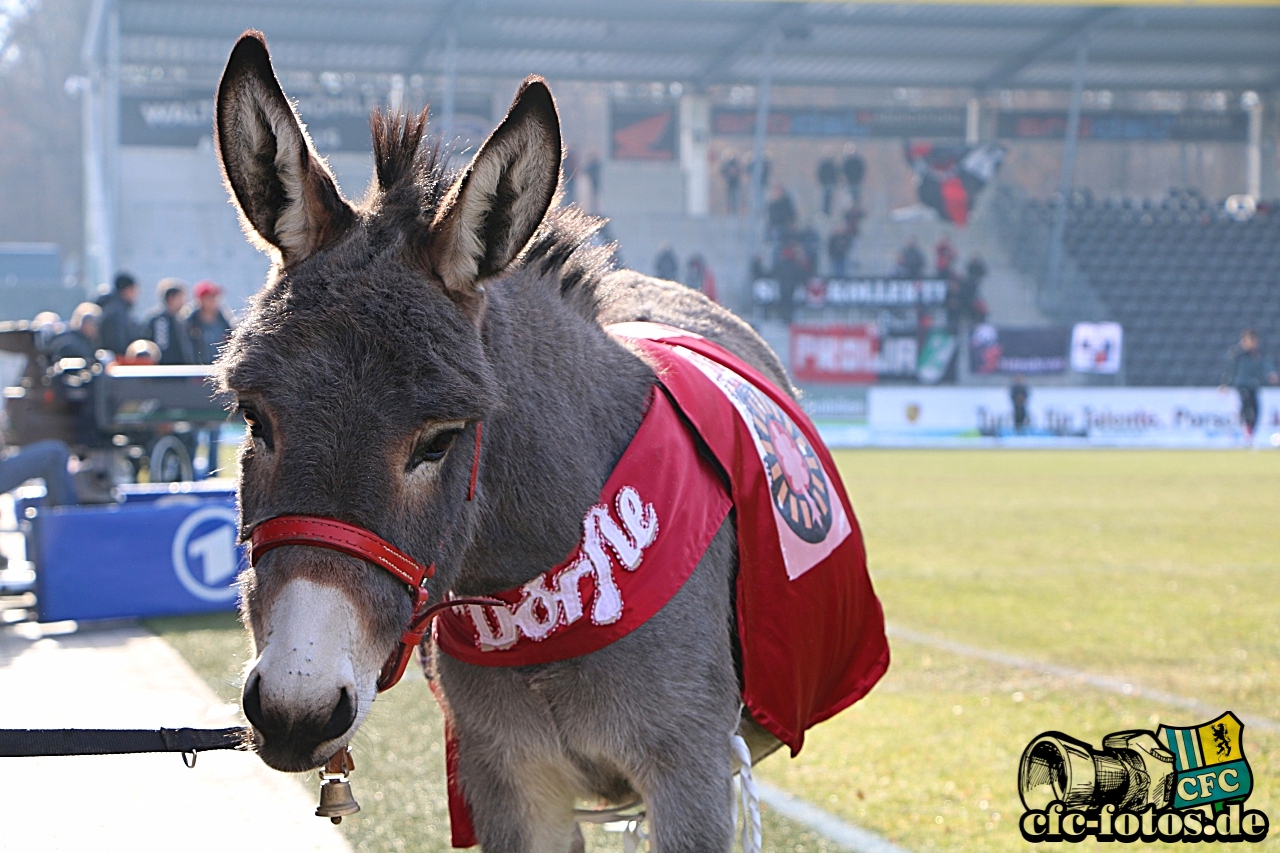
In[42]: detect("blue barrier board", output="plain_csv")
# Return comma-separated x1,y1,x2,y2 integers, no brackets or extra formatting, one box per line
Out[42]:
35,496,245,622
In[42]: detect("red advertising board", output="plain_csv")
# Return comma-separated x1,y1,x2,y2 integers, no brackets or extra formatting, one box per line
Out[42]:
791,324,879,384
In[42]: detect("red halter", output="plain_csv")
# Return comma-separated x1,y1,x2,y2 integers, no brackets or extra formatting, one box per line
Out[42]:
247,422,492,692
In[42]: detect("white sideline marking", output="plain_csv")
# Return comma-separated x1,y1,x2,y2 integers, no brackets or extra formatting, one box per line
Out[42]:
888,625,1279,733
757,781,912,853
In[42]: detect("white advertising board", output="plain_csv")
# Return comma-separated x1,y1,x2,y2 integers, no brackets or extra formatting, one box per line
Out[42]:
807,387,1280,448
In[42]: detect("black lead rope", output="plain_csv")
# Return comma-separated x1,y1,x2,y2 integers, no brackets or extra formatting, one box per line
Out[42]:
0,727,249,766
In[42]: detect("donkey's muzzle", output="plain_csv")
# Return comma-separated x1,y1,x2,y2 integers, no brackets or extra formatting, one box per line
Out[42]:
243,674,358,770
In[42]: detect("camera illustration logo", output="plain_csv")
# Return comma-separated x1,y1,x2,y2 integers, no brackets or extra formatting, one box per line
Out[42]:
171,505,242,602
1018,712,1269,843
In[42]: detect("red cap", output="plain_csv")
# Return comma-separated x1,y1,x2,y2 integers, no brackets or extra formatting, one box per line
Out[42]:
194,280,222,299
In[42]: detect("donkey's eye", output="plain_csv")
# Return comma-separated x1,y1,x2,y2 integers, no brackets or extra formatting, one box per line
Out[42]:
408,428,463,471
239,405,273,450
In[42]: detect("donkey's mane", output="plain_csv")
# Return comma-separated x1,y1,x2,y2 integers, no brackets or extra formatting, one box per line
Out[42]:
368,108,614,320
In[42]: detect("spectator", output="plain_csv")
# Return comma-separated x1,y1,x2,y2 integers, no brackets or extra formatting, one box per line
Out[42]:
944,279,964,333
1220,328,1279,439
842,150,866,203
747,152,771,198
720,154,743,214
817,157,839,215
684,254,717,302
766,184,797,242
145,278,195,365
654,244,679,282
96,272,140,355
960,256,988,323
935,236,957,278
49,303,100,362
186,280,234,365
1010,375,1030,433
563,148,580,207
775,234,811,324
583,152,602,212
827,228,853,278
896,236,925,279
0,440,78,506
114,339,161,366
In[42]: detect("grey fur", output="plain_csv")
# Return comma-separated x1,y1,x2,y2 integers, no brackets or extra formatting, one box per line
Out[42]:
216,32,786,852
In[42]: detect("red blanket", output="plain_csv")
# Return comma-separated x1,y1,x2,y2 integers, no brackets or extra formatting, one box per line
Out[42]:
434,323,889,847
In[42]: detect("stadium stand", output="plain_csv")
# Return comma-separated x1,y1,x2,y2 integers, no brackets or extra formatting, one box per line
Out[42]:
997,188,1280,386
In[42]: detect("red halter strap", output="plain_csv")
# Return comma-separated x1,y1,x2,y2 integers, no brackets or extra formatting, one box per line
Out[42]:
250,516,498,692
250,516,434,590
247,421,491,692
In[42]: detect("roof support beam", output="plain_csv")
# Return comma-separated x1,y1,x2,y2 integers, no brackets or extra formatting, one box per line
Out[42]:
978,6,1119,93
403,0,464,77
693,2,792,90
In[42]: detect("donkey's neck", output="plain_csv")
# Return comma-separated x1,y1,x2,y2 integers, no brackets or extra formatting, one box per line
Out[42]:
454,272,653,595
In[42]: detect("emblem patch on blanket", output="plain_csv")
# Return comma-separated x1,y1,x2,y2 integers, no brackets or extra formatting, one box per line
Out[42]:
671,344,852,579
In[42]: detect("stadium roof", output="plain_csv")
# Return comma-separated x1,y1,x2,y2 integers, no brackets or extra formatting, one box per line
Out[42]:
112,1,1280,94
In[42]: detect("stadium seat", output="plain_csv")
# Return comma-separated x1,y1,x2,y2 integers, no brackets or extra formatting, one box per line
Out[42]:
1012,190,1280,385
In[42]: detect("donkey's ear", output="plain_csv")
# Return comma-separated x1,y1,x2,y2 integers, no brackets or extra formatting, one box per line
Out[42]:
215,32,354,267
427,77,560,309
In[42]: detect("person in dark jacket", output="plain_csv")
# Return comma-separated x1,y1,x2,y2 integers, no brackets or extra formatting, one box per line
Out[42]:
842,151,866,203
95,272,140,355
817,158,839,215
144,279,194,365
827,228,853,278
185,280,234,365
896,236,926,279
48,302,100,362
1220,329,1278,438
1010,375,1030,433
720,154,743,214
766,184,797,243
654,244,679,282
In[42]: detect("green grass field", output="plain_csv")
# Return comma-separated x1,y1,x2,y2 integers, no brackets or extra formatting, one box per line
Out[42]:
151,449,1280,851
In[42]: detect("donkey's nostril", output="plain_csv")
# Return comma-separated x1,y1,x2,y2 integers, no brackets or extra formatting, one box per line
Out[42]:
242,673,270,734
319,687,357,742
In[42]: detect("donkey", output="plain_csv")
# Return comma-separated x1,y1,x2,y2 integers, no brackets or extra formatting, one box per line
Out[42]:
217,33,798,853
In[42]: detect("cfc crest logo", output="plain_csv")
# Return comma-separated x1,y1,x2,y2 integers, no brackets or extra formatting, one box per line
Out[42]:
1018,713,1268,843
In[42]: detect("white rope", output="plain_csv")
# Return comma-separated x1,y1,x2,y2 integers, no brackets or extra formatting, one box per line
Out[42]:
731,734,763,853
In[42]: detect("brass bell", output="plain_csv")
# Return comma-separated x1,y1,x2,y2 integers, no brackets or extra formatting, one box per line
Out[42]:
315,747,360,824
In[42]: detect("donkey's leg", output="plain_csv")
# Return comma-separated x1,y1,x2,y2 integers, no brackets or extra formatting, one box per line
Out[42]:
633,745,735,853
458,751,583,853
588,521,742,852
439,659,587,853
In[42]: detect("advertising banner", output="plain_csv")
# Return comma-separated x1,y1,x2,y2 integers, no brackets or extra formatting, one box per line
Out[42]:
1071,322,1124,374
997,110,1248,142
611,103,677,160
122,91,491,151
712,106,965,138
791,325,935,385
792,324,879,384
862,386,1269,448
970,324,1071,375
803,278,947,308
35,492,244,622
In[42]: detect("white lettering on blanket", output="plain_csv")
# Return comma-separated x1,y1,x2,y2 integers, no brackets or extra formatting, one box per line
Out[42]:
466,486,659,651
